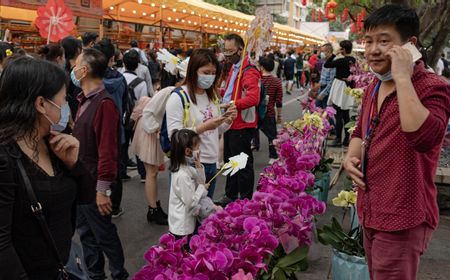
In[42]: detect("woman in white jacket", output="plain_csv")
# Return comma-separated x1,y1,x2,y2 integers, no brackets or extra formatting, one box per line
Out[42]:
166,49,237,199
168,129,209,239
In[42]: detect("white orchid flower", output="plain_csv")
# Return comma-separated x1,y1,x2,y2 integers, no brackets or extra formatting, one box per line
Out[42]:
222,152,249,176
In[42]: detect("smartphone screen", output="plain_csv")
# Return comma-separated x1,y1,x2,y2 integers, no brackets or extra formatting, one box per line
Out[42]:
402,42,422,63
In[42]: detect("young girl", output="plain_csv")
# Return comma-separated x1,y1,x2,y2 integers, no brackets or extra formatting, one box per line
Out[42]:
168,129,210,239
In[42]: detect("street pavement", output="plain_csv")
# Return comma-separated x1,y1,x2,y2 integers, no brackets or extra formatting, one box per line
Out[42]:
107,85,450,279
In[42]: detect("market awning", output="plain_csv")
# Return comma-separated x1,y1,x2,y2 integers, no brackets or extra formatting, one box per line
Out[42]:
102,0,325,45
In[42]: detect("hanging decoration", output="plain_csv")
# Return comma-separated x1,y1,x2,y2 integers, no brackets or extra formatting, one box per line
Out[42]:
35,0,75,44
325,0,338,21
341,7,349,23
318,10,323,22
232,6,273,102
301,0,307,6
311,9,316,22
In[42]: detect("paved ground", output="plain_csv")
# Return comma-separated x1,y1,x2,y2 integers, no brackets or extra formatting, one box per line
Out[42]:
104,86,450,279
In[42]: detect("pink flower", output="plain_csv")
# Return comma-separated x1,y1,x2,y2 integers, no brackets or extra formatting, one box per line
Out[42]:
232,269,254,280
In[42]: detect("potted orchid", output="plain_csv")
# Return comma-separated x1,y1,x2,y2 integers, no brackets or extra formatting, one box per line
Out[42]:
317,189,369,280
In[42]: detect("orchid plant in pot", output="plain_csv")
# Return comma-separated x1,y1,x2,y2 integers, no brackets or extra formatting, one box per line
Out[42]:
317,189,369,280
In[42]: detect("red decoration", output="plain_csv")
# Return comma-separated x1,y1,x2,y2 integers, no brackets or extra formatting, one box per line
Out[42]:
318,10,323,22
311,9,316,22
342,7,349,22
301,0,307,6
35,0,75,43
325,0,338,21
350,22,357,33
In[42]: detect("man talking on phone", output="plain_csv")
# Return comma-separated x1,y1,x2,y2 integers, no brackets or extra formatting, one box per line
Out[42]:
344,5,450,279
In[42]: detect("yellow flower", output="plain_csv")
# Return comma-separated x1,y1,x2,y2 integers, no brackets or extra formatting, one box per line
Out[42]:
5,49,13,57
332,190,357,208
303,112,323,129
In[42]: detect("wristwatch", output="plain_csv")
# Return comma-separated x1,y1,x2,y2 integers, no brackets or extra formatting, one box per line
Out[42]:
98,190,112,197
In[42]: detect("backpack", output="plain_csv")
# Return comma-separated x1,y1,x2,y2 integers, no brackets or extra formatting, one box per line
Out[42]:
159,87,191,156
243,65,267,125
124,71,144,131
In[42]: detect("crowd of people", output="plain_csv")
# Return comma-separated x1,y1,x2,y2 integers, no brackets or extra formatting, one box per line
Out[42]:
0,4,450,280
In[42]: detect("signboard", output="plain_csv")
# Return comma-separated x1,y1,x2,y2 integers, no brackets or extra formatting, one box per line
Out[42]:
2,0,103,18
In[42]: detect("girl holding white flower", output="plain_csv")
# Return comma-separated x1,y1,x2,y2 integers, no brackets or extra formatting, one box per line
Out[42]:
166,49,237,199
168,129,218,240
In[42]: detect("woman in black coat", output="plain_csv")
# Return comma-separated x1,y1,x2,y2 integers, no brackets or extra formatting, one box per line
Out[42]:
0,56,92,279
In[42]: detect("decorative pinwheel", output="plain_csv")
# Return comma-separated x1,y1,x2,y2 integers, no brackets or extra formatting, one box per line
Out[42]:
35,0,75,44
245,6,274,65
233,6,273,102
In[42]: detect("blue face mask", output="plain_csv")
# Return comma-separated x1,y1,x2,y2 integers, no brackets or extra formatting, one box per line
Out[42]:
369,67,393,82
45,100,71,132
70,67,83,88
197,74,216,89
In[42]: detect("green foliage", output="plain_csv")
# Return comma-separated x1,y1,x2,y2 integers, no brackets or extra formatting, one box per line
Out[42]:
258,245,309,280
312,157,334,177
317,217,365,257
204,0,256,15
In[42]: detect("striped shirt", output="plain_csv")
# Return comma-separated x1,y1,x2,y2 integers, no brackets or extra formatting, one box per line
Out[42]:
261,75,283,118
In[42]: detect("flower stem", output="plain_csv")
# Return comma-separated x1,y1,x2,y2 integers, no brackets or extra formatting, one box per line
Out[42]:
207,165,226,185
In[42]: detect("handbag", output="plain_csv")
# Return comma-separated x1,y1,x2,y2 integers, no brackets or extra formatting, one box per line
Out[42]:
15,157,83,280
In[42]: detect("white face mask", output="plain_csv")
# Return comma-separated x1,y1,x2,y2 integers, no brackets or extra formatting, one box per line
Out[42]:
369,67,393,82
197,74,216,89
320,52,326,59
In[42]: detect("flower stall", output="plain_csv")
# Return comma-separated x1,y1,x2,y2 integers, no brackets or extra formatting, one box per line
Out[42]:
133,102,336,279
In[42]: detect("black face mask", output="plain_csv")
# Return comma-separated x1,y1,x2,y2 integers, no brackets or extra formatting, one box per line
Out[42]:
225,52,241,65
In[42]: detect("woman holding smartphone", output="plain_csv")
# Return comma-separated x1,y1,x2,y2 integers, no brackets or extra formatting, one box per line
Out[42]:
166,48,237,198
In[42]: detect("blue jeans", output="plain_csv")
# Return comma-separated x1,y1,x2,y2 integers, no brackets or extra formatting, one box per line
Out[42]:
76,204,128,280
202,163,217,198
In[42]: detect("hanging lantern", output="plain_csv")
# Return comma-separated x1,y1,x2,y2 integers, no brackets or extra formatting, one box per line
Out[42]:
318,10,323,22
325,0,338,21
354,0,358,3
342,7,349,22
361,8,366,18
301,0,307,6
311,9,316,22
356,12,364,31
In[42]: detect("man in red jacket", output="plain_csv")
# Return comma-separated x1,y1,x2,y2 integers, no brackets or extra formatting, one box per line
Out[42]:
344,5,450,280
216,34,261,206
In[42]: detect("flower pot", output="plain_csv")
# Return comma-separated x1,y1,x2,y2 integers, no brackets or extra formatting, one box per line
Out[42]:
331,249,370,280
315,171,331,202
312,188,321,200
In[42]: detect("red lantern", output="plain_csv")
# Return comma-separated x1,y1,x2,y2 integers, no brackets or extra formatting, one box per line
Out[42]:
301,0,307,6
342,7,349,22
318,10,323,22
325,0,338,21
311,9,316,22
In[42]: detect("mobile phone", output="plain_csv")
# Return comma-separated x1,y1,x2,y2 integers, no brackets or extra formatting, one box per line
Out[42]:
402,42,422,63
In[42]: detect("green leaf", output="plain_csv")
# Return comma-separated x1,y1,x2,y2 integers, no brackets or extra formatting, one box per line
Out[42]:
276,246,309,268
298,258,309,272
274,269,287,280
331,217,343,232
